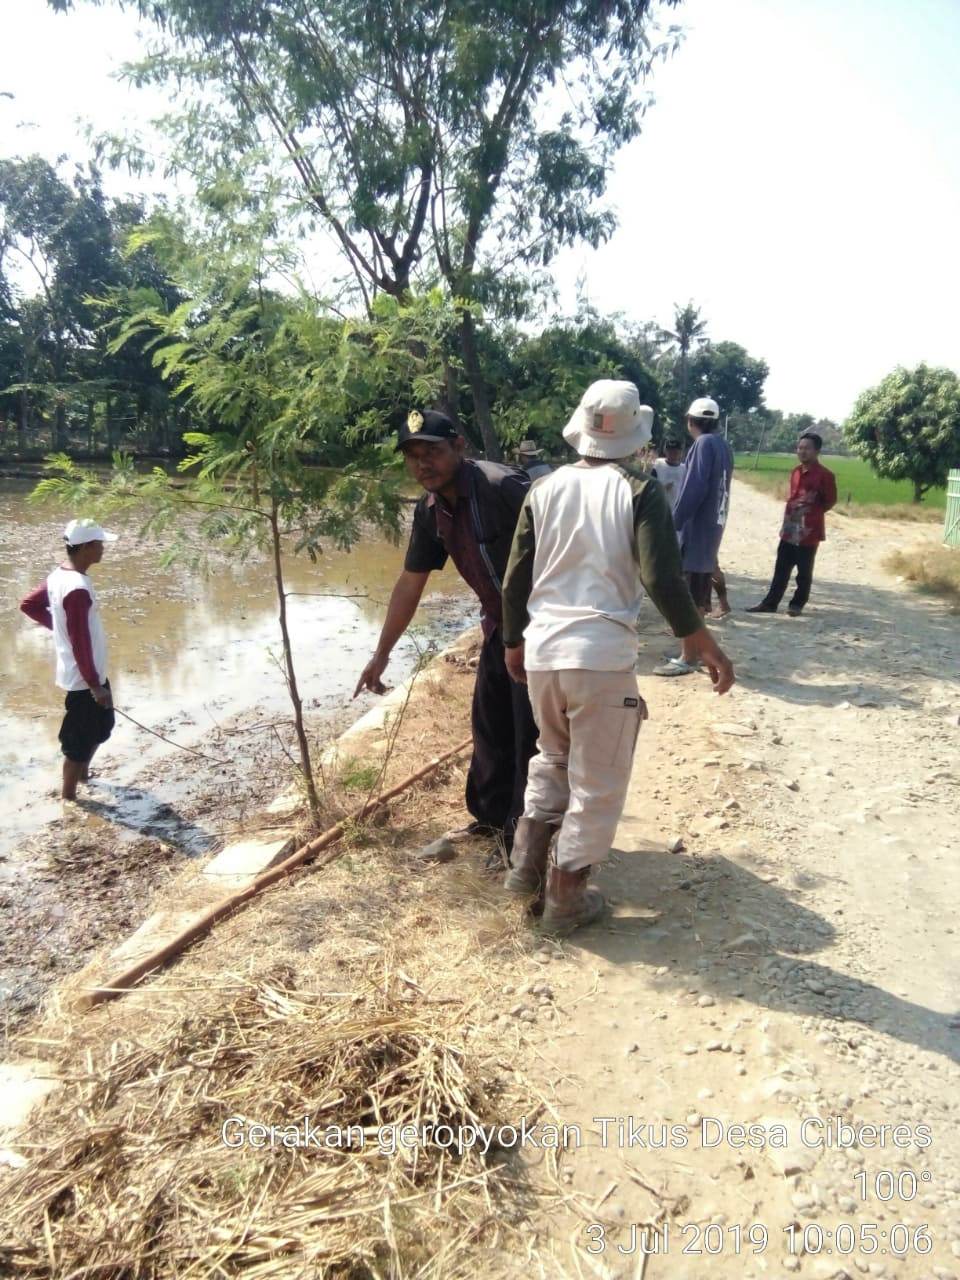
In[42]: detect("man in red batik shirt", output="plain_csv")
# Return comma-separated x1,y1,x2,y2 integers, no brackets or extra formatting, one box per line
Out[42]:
747,433,838,617
19,518,118,800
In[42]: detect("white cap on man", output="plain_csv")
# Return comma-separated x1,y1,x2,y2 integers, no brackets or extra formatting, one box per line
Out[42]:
63,518,118,546
687,397,720,420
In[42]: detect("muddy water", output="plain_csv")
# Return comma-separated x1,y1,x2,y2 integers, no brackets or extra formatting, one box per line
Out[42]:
1,481,470,859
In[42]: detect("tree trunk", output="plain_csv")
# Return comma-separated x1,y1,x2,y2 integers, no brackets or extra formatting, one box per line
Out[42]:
913,480,925,504
458,310,501,461
106,397,120,452
18,388,28,455
54,399,67,452
18,345,29,455
441,358,461,425
269,498,321,822
678,349,690,428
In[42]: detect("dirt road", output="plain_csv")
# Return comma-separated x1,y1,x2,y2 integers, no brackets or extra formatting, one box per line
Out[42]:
518,479,960,1278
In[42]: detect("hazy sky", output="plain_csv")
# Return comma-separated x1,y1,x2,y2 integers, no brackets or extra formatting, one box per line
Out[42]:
3,0,959,421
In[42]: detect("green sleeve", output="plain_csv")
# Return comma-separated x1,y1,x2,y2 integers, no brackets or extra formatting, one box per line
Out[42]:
501,492,537,647
632,476,703,638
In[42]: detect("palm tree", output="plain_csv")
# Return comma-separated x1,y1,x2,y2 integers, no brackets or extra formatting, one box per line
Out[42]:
661,302,708,411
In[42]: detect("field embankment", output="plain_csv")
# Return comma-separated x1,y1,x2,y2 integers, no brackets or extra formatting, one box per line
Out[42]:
734,452,946,521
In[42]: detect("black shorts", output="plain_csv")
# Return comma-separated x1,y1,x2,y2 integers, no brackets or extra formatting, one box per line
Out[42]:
59,682,115,763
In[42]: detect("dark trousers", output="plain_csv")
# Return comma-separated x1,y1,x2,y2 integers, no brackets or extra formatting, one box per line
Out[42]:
763,542,818,611
465,628,539,848
686,571,713,612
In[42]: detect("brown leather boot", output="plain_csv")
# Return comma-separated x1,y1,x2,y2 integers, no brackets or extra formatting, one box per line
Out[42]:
503,817,554,904
541,865,606,937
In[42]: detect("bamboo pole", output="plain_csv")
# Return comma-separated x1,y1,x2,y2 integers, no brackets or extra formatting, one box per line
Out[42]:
79,735,473,1010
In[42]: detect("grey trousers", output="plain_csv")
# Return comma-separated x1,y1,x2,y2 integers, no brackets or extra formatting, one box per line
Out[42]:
523,669,647,872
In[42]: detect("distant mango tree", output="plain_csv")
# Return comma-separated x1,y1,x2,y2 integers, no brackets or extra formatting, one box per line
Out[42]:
844,364,960,503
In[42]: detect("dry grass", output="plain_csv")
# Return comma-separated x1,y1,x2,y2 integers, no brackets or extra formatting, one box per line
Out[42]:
835,502,943,524
0,633,571,1278
887,544,960,606
1,961,542,1278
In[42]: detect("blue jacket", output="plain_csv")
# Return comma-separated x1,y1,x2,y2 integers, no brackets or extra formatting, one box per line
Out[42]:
672,432,733,572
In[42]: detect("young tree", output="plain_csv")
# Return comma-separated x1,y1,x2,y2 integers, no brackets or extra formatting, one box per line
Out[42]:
844,364,960,503
48,0,682,458
35,216,456,820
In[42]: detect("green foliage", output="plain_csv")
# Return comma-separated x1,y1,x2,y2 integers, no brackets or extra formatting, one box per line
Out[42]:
29,211,458,560
844,364,960,502
49,0,683,456
619,304,770,441
27,212,458,822
689,341,769,417
338,758,382,792
488,315,662,452
658,301,708,424
58,0,681,294
727,409,843,456
0,156,182,456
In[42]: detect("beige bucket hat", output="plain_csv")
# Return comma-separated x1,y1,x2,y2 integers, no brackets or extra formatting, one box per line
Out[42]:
562,380,654,459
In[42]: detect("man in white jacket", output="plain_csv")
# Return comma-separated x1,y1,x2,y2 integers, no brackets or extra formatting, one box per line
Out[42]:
500,381,734,935
19,518,118,800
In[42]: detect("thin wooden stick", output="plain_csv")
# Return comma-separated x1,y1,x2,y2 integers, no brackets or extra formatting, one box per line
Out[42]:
113,708,230,765
78,735,473,1009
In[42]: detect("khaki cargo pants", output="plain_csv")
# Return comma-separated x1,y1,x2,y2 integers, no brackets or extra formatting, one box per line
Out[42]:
523,669,647,873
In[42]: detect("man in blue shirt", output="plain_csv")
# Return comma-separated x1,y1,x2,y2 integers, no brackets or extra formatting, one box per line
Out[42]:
654,397,733,677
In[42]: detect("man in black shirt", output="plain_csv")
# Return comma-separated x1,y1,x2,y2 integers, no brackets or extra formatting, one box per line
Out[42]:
355,410,538,858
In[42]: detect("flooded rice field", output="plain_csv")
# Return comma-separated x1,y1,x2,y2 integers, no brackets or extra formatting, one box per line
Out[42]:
0,480,471,1025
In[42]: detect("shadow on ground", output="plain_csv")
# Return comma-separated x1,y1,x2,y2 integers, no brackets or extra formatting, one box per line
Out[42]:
636,568,959,711
576,838,960,1066
80,781,218,857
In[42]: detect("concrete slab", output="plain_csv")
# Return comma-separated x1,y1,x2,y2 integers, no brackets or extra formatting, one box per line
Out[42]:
202,834,295,884
265,788,301,818
103,908,204,969
0,1059,58,1145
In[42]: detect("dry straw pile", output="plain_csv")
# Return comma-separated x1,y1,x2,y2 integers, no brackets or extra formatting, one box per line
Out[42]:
1,959,545,1278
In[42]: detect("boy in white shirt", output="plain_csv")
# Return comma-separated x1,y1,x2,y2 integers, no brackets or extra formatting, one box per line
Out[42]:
19,518,118,800
651,438,686,507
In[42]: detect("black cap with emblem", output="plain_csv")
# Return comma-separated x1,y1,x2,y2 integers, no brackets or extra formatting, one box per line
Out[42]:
396,409,460,450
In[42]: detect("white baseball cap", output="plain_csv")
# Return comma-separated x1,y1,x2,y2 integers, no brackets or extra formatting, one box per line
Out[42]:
63,518,118,546
562,380,654,459
687,397,720,420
